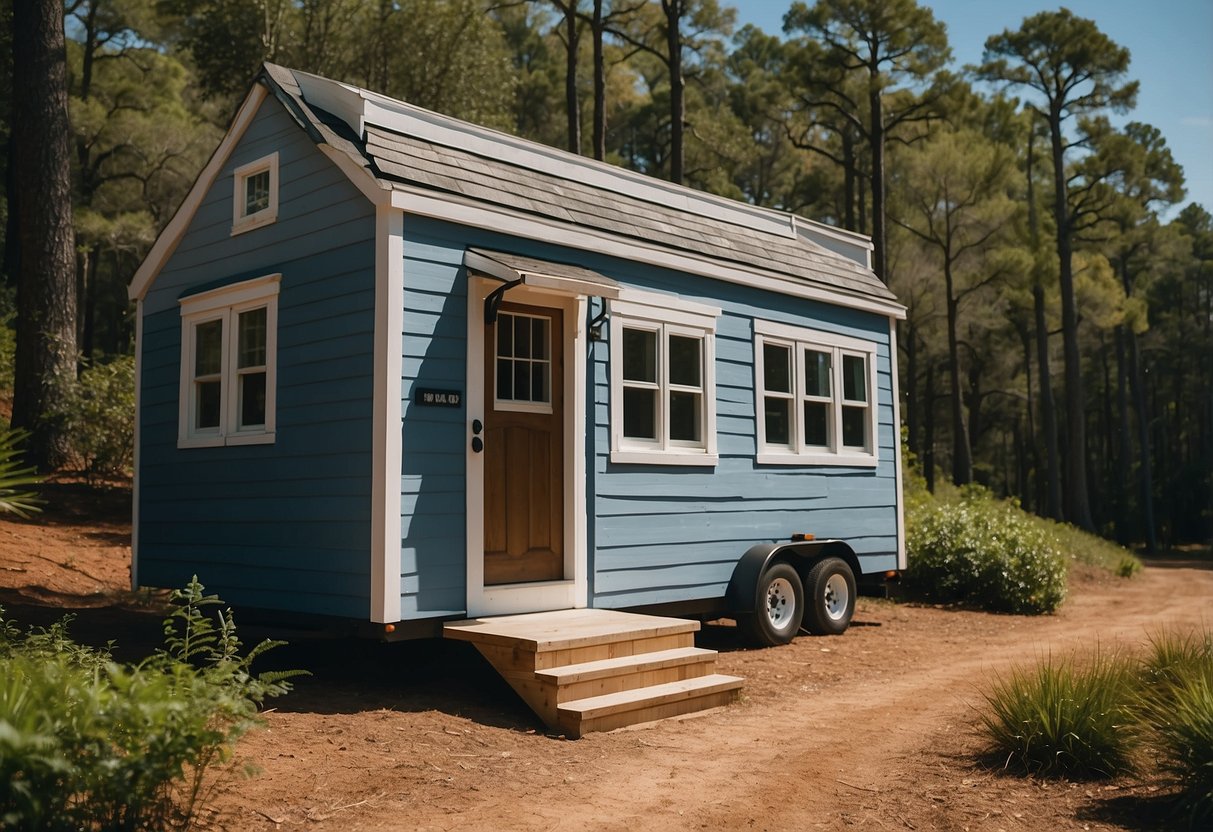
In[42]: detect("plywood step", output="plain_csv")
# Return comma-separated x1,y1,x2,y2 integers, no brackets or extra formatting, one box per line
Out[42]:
557,674,744,738
535,646,716,686
444,608,699,652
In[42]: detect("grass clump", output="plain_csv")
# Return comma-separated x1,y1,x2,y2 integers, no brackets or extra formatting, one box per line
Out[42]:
0,577,303,831
905,486,1068,614
981,647,1139,778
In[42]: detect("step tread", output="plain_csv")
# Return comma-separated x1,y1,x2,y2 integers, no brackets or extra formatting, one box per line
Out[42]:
558,674,744,721
536,647,717,684
444,609,699,651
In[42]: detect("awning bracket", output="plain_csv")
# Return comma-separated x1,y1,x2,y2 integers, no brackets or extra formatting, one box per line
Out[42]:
484,278,523,325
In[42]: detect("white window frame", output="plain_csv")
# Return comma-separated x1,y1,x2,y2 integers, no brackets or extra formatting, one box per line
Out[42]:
231,152,279,235
754,319,879,467
178,273,280,448
609,291,720,466
492,309,555,415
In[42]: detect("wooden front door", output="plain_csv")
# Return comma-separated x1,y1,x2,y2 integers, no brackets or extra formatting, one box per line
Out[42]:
483,302,564,585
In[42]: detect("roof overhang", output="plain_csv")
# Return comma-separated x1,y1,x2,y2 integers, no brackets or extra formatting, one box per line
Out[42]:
465,248,622,299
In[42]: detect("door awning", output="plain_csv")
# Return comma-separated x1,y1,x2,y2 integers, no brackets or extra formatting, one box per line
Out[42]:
465,248,621,324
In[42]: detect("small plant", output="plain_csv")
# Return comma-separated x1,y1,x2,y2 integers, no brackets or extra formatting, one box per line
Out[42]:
0,426,42,517
52,354,136,479
0,577,303,830
980,647,1140,778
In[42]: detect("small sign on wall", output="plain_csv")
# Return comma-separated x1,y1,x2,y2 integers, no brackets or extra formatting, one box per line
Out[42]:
414,387,463,408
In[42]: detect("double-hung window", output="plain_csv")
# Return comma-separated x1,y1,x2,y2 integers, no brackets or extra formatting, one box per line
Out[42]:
754,319,879,466
178,274,280,448
609,293,720,465
231,153,279,235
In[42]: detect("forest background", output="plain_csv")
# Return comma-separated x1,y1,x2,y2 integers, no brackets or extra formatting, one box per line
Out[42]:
1,0,1210,550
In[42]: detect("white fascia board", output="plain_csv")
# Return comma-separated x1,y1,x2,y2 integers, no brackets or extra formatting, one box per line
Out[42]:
294,71,367,138
389,186,906,321
129,85,269,301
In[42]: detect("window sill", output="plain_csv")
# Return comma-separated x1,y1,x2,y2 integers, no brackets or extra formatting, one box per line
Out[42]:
610,449,718,467
178,432,275,449
756,450,878,468
230,211,277,236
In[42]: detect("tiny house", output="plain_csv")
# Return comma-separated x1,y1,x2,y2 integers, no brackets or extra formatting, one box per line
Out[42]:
129,65,905,731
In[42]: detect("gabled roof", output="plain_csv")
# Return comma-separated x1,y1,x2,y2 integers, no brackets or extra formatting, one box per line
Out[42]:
133,63,902,318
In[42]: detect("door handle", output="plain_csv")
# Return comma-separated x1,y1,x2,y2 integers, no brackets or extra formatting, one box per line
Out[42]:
471,436,484,453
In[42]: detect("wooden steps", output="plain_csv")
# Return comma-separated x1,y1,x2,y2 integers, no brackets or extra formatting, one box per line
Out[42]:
444,609,743,738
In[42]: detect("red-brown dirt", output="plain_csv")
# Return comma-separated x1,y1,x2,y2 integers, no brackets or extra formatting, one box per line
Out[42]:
1,482,1210,831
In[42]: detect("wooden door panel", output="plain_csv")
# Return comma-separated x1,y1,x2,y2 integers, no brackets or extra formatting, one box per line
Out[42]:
483,302,564,586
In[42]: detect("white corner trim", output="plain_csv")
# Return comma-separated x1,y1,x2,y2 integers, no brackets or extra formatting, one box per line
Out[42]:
131,299,142,591
129,84,269,301
230,152,279,236
371,204,404,624
890,318,907,571
389,186,906,320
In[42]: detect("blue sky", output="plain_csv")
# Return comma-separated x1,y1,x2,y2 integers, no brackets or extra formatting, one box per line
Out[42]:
731,1,1213,218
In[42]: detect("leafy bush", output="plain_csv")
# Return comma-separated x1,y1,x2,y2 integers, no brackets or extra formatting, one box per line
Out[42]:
905,487,1069,614
0,578,302,830
0,426,42,517
53,355,135,479
981,647,1140,778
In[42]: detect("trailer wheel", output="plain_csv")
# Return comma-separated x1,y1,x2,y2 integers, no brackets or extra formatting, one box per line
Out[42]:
803,557,856,635
739,562,804,646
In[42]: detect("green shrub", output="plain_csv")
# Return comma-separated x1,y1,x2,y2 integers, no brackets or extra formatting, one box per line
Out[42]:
1138,629,1213,827
53,355,136,479
1044,517,1143,576
0,426,42,517
905,488,1068,614
980,647,1140,778
0,578,302,830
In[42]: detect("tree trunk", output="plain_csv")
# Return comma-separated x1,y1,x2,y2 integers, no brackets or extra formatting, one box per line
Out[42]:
1114,325,1133,545
1049,110,1095,530
842,131,856,232
1034,282,1062,520
944,261,972,485
663,0,684,184
562,0,582,154
868,84,887,283
591,0,606,161
10,0,78,470
924,362,937,493
1127,331,1156,552
905,320,919,458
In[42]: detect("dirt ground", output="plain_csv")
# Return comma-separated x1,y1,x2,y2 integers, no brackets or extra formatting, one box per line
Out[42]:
2,481,1211,831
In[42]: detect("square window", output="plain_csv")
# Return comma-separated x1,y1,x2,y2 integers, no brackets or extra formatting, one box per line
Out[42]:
231,153,279,235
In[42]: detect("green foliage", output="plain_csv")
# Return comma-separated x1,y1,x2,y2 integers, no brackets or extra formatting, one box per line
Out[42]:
0,578,302,831
1042,516,1143,576
51,356,135,479
981,647,1140,778
0,426,42,517
905,485,1069,614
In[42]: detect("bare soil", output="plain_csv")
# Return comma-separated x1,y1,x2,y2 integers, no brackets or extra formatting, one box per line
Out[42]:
2,482,1210,831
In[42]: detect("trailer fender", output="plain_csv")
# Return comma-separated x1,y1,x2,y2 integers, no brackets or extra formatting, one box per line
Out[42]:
726,540,861,615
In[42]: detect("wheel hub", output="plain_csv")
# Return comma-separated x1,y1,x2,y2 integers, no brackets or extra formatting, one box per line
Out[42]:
823,573,849,620
766,577,797,631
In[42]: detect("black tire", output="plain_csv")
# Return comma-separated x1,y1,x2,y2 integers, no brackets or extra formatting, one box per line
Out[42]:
738,562,805,647
802,557,856,636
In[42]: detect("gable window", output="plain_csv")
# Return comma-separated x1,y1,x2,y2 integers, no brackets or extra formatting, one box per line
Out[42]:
609,293,720,466
754,319,878,466
178,274,280,448
231,153,279,235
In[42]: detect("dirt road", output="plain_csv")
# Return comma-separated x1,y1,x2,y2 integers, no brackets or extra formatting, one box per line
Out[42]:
2,491,1209,831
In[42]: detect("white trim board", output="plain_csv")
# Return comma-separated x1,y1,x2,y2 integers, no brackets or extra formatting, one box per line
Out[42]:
890,318,907,572
371,205,405,623
129,84,269,301
390,186,906,321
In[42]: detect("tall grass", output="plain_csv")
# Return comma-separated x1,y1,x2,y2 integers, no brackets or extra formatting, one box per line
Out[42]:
981,647,1139,778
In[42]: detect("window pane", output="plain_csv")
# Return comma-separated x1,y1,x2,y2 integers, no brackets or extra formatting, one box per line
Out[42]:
514,360,531,400
238,307,267,368
195,320,222,376
532,317,549,360
842,405,867,448
804,401,828,447
669,391,701,442
623,387,657,439
805,350,831,397
497,314,512,358
514,315,531,359
196,380,221,429
843,354,867,402
764,397,791,446
532,363,549,403
496,358,512,400
622,328,656,383
668,335,701,387
245,170,270,215
763,344,791,394
240,372,267,428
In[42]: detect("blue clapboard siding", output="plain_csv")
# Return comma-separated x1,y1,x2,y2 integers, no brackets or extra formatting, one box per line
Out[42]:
397,216,899,617
137,94,376,618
